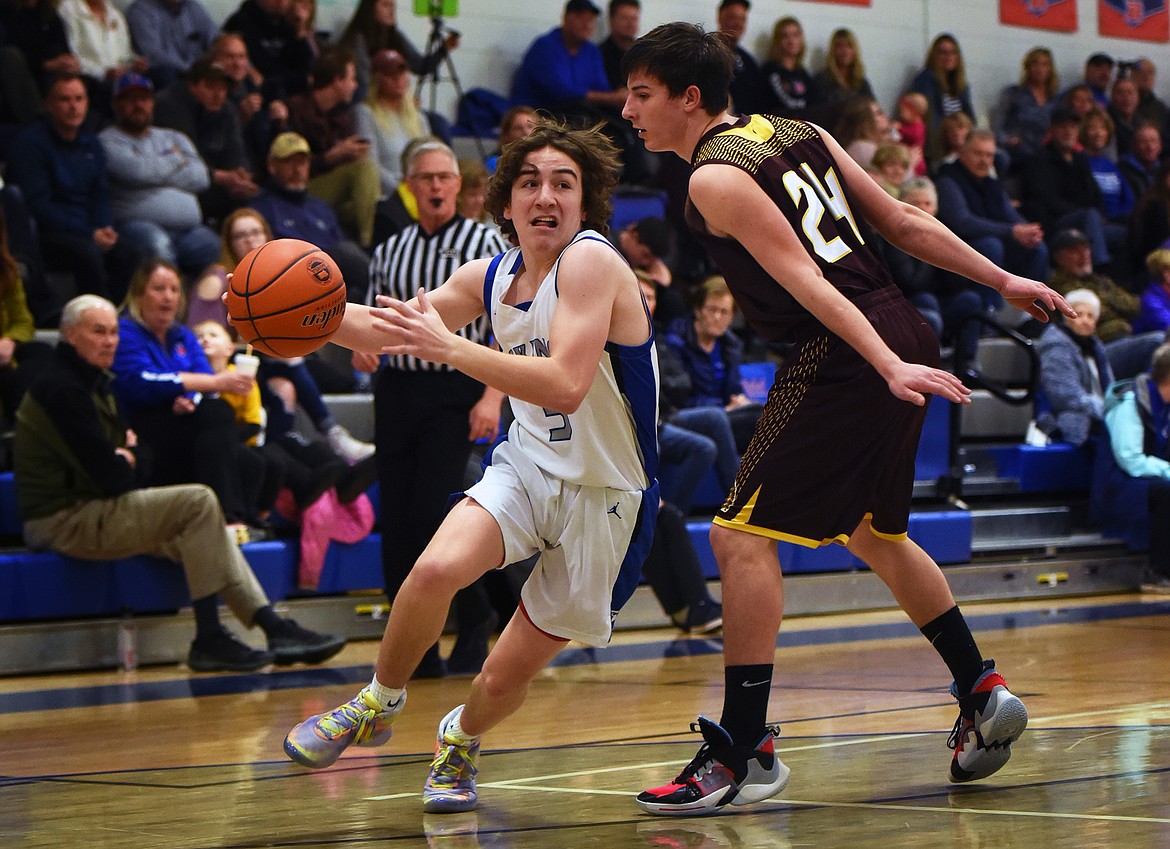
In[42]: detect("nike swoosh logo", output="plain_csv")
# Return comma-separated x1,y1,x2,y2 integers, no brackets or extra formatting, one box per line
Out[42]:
742,680,770,688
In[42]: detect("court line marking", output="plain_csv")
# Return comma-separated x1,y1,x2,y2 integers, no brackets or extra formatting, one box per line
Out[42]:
1029,702,1170,724
765,797,1170,825
363,792,417,801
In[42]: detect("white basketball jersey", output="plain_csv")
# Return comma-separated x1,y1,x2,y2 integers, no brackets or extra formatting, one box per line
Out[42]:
484,230,659,491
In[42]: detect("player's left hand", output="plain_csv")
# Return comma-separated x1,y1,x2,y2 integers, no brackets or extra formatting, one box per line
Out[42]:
1001,274,1076,322
371,288,454,364
468,395,500,442
885,361,971,407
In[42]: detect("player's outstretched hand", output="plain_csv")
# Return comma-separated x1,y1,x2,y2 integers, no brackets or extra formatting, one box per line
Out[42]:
370,288,453,364
885,361,972,407
1001,274,1076,322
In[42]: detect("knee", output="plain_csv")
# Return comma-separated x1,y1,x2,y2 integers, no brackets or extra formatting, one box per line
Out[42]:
176,483,224,523
404,554,462,598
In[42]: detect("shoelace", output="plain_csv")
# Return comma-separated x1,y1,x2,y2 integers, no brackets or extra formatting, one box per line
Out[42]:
673,743,717,785
431,741,477,787
318,699,374,741
946,714,969,751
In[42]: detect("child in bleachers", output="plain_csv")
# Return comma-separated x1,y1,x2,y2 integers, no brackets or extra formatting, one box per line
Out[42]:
895,92,929,175
871,143,911,197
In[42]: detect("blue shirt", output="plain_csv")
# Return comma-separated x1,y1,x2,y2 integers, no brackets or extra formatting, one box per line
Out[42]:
112,316,212,417
511,27,611,109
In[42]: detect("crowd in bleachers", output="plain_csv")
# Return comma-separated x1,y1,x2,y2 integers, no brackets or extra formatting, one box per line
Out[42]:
2,0,1170,642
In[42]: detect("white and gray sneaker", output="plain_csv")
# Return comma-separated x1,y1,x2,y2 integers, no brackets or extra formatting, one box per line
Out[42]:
327,424,375,464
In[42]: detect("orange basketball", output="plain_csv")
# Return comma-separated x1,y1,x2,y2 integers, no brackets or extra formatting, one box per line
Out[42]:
226,239,347,358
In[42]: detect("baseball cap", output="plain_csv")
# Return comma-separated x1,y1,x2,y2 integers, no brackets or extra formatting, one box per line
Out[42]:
565,0,600,15
187,56,233,84
1052,228,1090,252
113,73,153,99
1087,52,1115,67
268,132,311,160
1050,106,1080,125
371,49,408,75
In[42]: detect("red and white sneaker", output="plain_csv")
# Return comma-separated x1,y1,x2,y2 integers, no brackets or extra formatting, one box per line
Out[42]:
636,716,790,816
948,659,1028,783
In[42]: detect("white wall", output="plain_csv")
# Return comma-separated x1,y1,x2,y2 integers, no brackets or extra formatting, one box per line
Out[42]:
189,0,1169,126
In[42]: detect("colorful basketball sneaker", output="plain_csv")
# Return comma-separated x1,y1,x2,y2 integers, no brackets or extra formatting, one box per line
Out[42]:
948,659,1028,783
423,706,481,813
283,688,405,769
636,716,790,816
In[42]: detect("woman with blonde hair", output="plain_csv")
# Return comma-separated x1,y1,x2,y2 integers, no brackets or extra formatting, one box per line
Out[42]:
995,46,1059,170
760,15,811,119
355,48,435,197
810,27,874,129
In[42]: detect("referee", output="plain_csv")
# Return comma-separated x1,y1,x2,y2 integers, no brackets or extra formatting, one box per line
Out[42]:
358,139,508,677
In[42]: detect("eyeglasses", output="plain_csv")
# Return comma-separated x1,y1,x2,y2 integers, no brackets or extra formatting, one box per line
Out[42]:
408,171,458,184
232,227,267,239
701,304,734,317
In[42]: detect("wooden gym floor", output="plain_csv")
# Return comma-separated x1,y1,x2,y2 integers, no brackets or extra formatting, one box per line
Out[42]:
2,594,1168,849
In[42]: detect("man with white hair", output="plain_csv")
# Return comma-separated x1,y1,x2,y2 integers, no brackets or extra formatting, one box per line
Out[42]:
14,295,345,672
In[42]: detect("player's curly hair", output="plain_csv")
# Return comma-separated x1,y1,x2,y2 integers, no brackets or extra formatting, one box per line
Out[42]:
485,116,620,243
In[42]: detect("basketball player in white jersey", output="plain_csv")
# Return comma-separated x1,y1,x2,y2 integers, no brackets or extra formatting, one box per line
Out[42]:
281,119,661,814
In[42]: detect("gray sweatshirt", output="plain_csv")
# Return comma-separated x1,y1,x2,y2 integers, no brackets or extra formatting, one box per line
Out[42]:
98,125,209,229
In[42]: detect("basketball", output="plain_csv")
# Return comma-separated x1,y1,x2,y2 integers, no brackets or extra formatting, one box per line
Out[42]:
226,238,347,358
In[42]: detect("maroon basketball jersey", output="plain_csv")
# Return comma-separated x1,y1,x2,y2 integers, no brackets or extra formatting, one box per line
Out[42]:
685,114,895,343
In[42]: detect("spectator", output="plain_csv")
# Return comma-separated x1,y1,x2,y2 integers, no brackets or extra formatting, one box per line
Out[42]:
933,110,974,171
1035,288,1114,446
15,294,347,671
935,129,1049,307
360,137,508,677
1060,82,1098,122
664,275,762,453
484,104,536,173
250,132,372,304
337,0,457,104
1048,227,1160,379
111,259,274,531
1128,158,1170,277
908,33,976,166
1108,76,1140,158
98,72,221,279
1081,108,1135,226
1080,52,1115,108
125,0,217,87
600,0,639,92
455,157,495,232
286,47,380,247
1023,106,1123,274
58,0,148,114
894,92,928,176
286,0,320,61
6,73,137,324
809,27,874,130
616,215,685,324
222,0,313,102
154,55,260,227
0,40,42,142
994,46,1058,172
886,177,983,368
0,205,53,425
196,206,375,461
210,31,290,173
715,0,764,116
759,15,810,120
1097,342,1170,593
1120,121,1163,205
835,96,892,171
1132,57,1169,132
871,143,911,197
642,501,723,634
355,49,436,198
1135,248,1170,334
1,0,80,93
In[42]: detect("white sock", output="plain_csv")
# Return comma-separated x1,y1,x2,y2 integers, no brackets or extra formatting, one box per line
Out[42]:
365,676,405,711
443,705,478,746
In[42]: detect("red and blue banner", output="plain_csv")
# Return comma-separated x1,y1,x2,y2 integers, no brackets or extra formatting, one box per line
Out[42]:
999,0,1078,32
1099,0,1170,41
792,0,871,6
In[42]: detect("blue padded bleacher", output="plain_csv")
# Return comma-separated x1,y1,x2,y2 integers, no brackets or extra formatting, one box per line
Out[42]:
983,442,1093,493
609,187,668,234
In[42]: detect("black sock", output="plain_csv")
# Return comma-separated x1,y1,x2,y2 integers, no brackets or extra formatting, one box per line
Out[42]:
192,595,223,642
719,664,774,746
252,604,284,636
920,605,984,695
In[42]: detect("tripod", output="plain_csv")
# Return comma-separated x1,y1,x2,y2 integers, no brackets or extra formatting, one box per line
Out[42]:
415,14,486,160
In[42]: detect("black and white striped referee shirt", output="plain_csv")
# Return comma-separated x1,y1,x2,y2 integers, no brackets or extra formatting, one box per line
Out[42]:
367,215,509,372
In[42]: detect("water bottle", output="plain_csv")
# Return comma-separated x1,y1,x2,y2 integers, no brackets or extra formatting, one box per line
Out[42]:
117,610,138,672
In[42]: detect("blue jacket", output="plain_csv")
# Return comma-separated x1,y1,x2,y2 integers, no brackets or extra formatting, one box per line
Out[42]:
1036,323,1114,446
1134,282,1170,335
250,182,345,250
7,117,114,237
664,315,745,408
111,316,212,417
512,27,610,109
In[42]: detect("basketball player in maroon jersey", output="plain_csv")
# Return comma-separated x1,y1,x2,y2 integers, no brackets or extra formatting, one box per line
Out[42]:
621,22,1075,815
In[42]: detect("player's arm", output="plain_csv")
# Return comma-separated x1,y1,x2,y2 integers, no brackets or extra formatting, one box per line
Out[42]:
370,240,631,413
332,259,492,354
811,125,1073,322
690,165,967,407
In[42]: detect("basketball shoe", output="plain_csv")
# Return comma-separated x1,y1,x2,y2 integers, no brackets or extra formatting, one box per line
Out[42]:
636,716,790,816
283,688,405,769
948,659,1028,782
423,706,481,813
